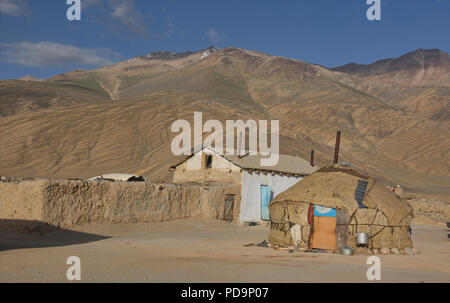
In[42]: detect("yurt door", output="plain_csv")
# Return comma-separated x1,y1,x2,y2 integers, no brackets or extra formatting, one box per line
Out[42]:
311,205,337,250
260,185,271,220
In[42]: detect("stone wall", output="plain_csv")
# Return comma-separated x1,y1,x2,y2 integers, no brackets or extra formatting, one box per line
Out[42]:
0,180,241,228
409,198,450,226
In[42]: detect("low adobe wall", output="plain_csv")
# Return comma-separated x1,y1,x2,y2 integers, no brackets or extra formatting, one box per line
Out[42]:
0,180,241,228
0,180,47,221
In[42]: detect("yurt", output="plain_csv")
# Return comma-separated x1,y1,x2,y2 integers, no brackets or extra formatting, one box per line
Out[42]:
268,165,414,254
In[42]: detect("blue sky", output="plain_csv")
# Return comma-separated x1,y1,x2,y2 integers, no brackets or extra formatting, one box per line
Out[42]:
0,0,449,79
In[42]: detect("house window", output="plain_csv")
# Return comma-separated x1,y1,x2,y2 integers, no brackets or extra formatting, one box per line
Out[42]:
202,153,213,169
206,155,213,168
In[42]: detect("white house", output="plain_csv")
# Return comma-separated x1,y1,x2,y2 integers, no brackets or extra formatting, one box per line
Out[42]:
169,147,318,223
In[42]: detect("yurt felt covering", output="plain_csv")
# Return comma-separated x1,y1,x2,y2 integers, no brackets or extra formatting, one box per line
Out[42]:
268,166,414,252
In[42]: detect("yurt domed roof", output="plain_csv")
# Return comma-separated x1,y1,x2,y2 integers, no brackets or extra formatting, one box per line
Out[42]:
270,165,413,226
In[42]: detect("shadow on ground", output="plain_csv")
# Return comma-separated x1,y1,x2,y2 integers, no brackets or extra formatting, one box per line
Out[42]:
0,219,111,252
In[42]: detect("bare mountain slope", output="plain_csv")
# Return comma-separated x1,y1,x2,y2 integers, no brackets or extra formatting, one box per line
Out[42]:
333,49,450,87
333,49,450,124
0,47,449,197
47,46,220,100
0,78,110,117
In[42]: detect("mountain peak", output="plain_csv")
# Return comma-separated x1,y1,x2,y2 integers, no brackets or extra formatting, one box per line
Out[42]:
18,75,42,82
412,48,444,54
332,48,450,86
401,48,448,61
138,46,219,61
200,46,220,59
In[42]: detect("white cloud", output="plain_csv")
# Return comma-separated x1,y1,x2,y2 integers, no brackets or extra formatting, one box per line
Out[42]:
204,27,227,44
162,15,174,39
0,41,121,68
85,0,103,7
82,1,165,39
109,0,149,35
0,0,28,16
82,0,103,10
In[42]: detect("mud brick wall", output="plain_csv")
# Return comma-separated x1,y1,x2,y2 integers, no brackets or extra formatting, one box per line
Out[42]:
0,180,240,228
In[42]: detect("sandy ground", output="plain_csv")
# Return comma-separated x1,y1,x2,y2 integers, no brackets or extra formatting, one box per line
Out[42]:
0,219,449,283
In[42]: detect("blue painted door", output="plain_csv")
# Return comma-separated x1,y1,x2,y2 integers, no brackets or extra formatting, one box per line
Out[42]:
260,185,271,220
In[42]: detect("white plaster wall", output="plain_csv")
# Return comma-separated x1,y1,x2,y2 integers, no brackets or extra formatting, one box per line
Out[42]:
240,171,302,222
185,148,240,172
186,152,203,170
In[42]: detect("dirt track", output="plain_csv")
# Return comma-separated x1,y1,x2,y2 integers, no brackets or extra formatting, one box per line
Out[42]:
0,219,449,282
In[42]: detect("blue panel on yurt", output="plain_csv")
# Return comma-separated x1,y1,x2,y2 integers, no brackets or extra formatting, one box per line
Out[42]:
313,205,336,217
355,179,368,208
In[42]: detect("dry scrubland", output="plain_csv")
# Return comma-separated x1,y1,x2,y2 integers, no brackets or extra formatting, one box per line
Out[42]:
0,219,449,282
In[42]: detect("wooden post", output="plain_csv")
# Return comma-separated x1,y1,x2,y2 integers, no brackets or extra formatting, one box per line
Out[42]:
310,149,315,167
333,131,341,164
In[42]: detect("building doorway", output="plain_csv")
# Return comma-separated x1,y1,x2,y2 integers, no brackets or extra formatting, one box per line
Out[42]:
224,194,235,222
311,205,337,250
260,185,271,221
